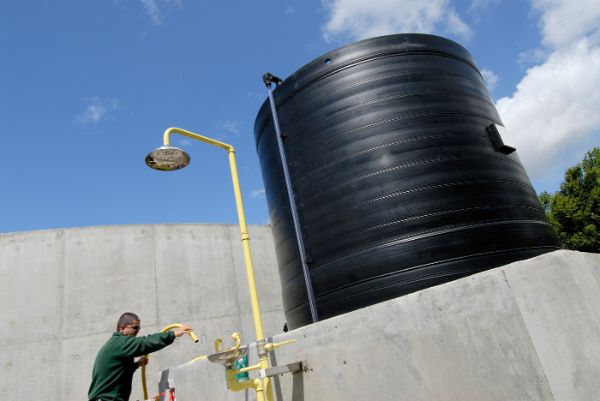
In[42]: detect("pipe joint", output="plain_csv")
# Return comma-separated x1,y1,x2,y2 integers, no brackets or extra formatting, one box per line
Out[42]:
256,339,268,359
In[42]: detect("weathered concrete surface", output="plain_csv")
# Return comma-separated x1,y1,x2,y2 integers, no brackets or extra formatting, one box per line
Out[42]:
0,224,284,401
164,250,600,401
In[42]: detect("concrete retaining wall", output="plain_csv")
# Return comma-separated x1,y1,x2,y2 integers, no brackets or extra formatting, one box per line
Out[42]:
0,224,284,401
3,224,599,401
163,250,600,401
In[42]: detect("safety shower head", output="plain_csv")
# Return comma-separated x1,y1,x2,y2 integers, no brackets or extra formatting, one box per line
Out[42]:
145,145,190,171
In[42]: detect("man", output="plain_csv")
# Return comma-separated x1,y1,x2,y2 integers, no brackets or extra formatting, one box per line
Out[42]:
88,312,194,401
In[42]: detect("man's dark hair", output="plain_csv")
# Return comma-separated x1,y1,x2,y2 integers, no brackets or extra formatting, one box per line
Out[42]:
116,312,139,331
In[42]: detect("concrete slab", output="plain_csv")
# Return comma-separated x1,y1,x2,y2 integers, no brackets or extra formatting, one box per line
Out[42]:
0,230,64,346
0,340,61,401
505,250,600,401
62,226,158,337
262,268,554,401
61,333,106,401
154,224,240,323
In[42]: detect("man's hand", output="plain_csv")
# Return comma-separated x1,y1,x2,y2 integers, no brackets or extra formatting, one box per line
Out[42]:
172,324,194,338
135,356,148,368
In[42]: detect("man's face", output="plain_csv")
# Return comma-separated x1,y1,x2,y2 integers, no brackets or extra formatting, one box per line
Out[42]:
120,320,141,337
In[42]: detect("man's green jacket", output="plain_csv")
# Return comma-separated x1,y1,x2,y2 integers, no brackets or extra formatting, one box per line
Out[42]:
88,331,175,401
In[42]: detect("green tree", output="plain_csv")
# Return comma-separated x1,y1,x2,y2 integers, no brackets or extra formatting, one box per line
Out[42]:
539,147,600,252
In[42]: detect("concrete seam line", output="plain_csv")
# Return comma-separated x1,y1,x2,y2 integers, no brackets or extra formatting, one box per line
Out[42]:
58,228,66,401
152,225,160,326
227,224,243,320
500,268,557,401
574,253,600,336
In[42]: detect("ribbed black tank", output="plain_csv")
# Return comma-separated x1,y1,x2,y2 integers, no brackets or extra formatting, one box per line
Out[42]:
254,34,560,329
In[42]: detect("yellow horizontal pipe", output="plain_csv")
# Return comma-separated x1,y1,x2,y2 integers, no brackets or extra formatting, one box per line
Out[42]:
163,127,231,151
188,354,208,364
234,362,262,374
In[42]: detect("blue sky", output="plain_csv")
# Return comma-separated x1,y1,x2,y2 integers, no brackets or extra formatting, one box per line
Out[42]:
1,0,599,233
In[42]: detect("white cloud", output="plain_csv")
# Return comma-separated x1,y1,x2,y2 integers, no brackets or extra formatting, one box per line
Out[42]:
496,39,600,176
223,120,240,136
322,0,471,42
250,188,266,199
141,0,162,25
517,48,548,68
140,0,183,25
76,97,119,125
446,9,472,40
495,0,600,184
532,0,600,49
480,67,499,92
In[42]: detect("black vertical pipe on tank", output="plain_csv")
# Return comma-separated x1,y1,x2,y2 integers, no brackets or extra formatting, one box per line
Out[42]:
263,73,319,323
254,33,560,329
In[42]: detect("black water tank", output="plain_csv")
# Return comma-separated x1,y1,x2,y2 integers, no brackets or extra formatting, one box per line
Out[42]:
254,34,560,329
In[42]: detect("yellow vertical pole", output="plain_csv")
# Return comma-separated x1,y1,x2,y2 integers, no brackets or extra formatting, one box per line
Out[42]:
227,147,273,401
227,147,265,342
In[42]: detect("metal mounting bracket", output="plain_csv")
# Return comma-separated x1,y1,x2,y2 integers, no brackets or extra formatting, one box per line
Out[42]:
258,361,307,378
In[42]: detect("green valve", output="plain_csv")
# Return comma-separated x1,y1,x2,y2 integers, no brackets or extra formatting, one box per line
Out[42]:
233,355,249,382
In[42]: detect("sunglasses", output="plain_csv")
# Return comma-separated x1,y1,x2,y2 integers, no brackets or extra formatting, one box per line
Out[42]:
127,325,140,331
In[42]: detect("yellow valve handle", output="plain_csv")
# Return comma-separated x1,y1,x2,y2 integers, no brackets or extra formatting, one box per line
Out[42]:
230,332,241,350
141,323,199,400
264,339,296,352
214,332,241,353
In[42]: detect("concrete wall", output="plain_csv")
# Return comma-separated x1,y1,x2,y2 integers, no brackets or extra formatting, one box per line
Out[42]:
0,224,285,401
163,250,600,401
3,225,599,401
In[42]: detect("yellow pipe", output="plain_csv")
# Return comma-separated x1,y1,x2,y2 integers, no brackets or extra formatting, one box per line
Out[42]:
225,369,266,401
141,363,148,401
160,323,199,343
234,362,262,374
254,378,266,401
159,127,272,401
141,323,199,399
226,144,273,401
188,354,208,364
264,339,296,352
163,127,230,151
226,148,273,399
227,148,265,342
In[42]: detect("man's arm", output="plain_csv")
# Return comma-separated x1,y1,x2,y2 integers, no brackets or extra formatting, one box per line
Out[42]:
121,324,194,357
